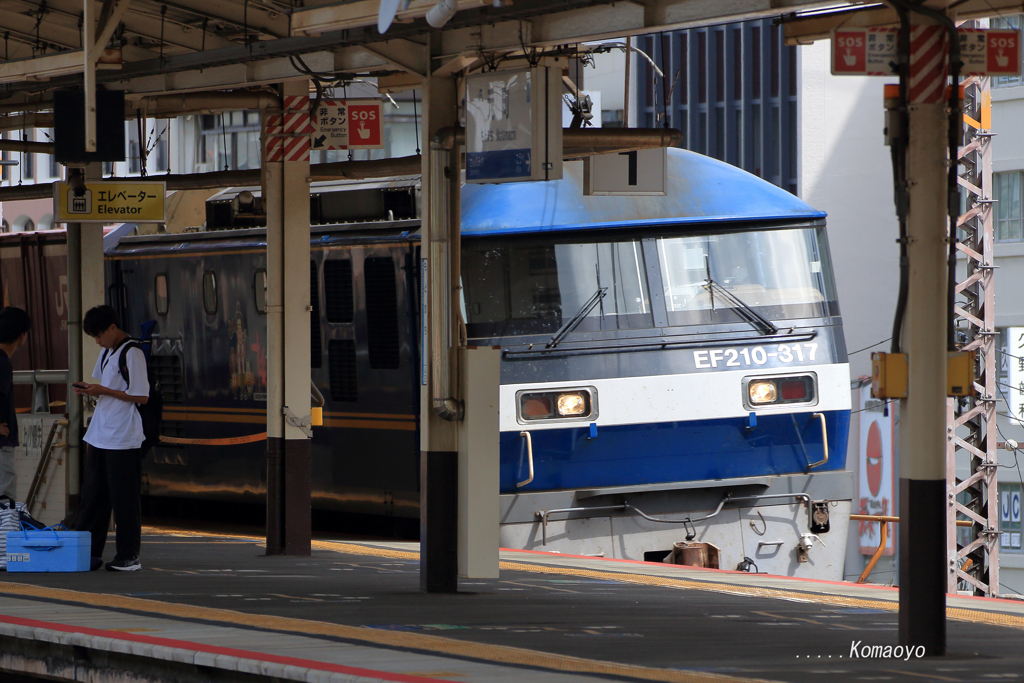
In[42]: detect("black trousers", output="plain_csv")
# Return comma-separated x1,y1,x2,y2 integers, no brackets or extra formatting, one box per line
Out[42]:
77,445,142,560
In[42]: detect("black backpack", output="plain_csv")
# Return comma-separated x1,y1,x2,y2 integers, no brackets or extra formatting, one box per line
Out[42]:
104,339,163,453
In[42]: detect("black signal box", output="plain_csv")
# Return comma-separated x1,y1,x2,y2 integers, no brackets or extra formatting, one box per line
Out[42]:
54,90,126,163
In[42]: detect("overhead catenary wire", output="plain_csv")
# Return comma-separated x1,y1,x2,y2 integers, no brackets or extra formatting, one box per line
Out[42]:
849,337,893,356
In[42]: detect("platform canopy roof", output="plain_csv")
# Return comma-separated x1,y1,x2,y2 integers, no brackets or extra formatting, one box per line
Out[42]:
0,0,1017,115
0,0,866,104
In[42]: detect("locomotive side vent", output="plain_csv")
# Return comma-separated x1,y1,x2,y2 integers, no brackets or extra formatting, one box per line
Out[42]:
363,257,400,370
328,339,358,402
313,187,416,225
149,354,186,440
150,354,184,404
310,260,323,369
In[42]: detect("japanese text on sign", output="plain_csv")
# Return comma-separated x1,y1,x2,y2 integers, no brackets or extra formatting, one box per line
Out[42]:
52,181,166,223
310,99,383,150
1006,327,1024,423
831,28,1021,76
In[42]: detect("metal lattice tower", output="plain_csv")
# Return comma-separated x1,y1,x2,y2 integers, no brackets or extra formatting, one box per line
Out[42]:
946,66,999,597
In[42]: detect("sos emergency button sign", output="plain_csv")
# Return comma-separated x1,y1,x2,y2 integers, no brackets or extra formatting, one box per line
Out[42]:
311,99,384,150
832,27,1021,77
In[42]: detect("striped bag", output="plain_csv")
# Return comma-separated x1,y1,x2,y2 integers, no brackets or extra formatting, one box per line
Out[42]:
0,496,26,570
0,497,42,570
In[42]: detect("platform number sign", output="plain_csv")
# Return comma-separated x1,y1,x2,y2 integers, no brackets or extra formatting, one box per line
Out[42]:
584,147,666,196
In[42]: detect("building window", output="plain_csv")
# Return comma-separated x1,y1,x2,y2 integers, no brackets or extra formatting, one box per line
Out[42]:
155,274,169,315
128,123,141,175
153,120,170,172
203,271,218,315
636,18,798,193
199,111,260,172
995,171,1023,242
1000,483,1022,552
21,130,34,181
993,16,1023,88
44,129,60,179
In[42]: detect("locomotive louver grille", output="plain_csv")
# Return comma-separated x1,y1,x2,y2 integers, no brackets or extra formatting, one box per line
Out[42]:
310,260,323,368
363,257,400,370
149,354,184,404
324,259,353,323
328,339,357,402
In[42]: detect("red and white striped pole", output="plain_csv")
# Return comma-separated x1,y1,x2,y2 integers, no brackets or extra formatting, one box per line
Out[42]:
898,16,950,655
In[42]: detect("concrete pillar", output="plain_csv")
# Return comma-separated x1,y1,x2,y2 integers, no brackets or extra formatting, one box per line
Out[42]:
65,163,104,525
420,43,461,593
457,347,500,579
265,80,312,555
897,20,949,654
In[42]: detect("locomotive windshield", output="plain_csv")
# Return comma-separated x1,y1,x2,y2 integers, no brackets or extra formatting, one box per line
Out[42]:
461,225,837,339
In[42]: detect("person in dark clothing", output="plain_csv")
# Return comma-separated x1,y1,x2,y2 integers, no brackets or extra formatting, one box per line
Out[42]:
0,307,31,500
74,305,149,572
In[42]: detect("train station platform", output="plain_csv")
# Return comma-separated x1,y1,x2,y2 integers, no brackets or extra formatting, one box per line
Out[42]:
2,528,1024,683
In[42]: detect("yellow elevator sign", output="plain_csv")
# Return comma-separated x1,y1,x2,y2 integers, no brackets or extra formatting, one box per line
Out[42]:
53,181,166,223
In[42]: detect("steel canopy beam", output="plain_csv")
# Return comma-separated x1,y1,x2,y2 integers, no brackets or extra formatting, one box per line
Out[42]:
154,0,289,39
782,0,1024,45
0,127,682,202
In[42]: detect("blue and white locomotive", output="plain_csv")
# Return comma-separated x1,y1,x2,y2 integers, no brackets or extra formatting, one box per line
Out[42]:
107,147,851,578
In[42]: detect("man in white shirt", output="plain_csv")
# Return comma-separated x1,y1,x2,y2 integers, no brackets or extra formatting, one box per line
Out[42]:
74,305,149,572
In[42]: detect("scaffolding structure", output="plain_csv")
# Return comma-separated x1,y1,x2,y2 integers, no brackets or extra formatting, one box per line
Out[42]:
947,68,999,597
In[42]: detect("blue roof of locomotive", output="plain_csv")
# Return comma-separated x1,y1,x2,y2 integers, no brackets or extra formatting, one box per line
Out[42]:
460,147,825,237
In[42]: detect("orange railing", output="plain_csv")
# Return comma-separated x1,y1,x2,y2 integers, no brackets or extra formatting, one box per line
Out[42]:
850,514,972,584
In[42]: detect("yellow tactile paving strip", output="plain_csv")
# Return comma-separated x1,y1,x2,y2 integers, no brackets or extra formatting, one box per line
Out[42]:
307,539,1024,631
140,527,1024,632
0,581,771,683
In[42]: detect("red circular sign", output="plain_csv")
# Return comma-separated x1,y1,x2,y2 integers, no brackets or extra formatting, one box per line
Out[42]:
866,421,883,497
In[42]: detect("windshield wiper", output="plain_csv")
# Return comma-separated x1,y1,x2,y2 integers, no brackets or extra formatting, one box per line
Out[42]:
547,287,608,349
703,278,778,336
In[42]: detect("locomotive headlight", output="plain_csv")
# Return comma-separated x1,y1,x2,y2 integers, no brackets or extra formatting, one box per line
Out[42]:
557,392,587,416
518,387,597,423
748,380,778,405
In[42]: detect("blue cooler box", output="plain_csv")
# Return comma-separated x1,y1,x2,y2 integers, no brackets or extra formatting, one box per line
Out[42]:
6,530,90,572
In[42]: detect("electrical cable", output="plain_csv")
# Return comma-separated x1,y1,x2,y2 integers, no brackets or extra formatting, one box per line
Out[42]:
885,0,963,353
659,32,669,128
889,2,910,354
412,89,420,155
849,337,893,356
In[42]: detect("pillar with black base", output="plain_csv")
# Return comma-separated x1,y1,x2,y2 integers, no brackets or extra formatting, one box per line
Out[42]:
419,40,461,593
264,80,312,556
897,20,949,654
65,163,104,527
